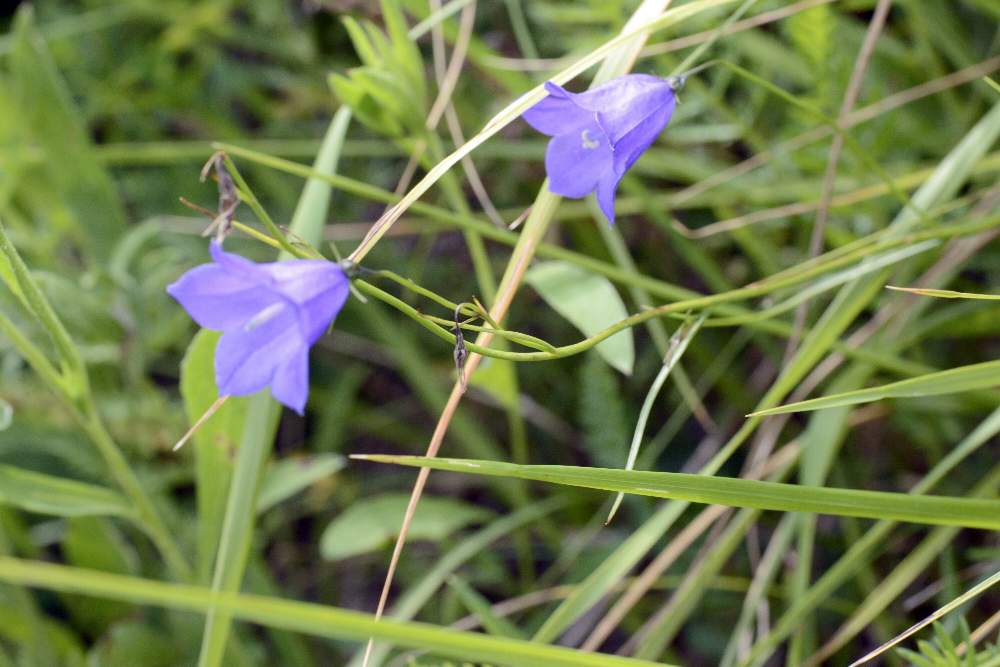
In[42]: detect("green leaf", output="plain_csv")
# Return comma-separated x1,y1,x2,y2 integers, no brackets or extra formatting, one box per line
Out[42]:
256,455,345,514
320,494,492,561
525,261,634,375
751,360,1000,417
357,456,1000,530
0,465,132,518
469,356,519,409
0,556,670,667
180,329,247,582
887,286,1000,300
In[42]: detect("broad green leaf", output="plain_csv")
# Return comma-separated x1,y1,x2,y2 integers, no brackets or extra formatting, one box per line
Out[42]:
526,261,634,375
256,455,345,514
358,456,1000,530
320,494,492,561
751,360,1000,417
179,329,247,582
468,356,519,409
0,556,669,667
0,465,132,518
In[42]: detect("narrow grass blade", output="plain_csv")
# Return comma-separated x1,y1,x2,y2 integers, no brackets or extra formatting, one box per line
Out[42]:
0,557,671,667
356,456,1000,530
607,315,705,522
848,569,1000,667
887,286,1000,300
751,359,1000,417
447,575,526,639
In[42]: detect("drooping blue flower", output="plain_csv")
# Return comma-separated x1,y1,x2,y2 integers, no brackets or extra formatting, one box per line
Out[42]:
523,74,677,224
167,242,349,414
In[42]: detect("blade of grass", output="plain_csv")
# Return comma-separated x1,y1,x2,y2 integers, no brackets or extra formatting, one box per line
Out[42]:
742,411,1000,666
0,556,672,667
886,286,1000,300
354,455,1000,530
750,359,1000,417
607,315,705,523
848,569,1000,667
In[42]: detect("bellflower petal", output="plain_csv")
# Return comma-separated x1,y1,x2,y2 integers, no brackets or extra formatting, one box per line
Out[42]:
596,172,624,225
214,303,300,396
261,260,351,342
524,73,677,224
612,100,677,176
573,74,672,142
166,264,280,330
545,121,613,198
271,347,310,415
168,242,350,414
521,82,592,136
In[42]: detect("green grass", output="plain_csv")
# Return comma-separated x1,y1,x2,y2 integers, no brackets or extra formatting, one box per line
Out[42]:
1,1,999,666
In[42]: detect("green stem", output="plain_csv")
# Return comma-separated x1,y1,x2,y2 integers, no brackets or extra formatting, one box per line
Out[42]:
221,155,302,259
0,219,86,393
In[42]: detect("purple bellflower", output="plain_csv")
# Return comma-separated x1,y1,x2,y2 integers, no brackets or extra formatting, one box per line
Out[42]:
167,242,349,414
523,74,678,224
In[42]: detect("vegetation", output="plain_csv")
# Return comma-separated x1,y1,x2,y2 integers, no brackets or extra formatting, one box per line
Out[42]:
0,1,999,665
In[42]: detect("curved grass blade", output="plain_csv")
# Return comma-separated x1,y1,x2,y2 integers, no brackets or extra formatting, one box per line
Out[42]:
355,456,1000,530
750,359,1000,417
0,556,670,667
607,314,704,522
